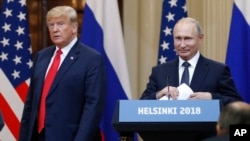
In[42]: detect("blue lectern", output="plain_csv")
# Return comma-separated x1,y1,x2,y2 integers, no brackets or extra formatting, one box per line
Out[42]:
112,100,221,141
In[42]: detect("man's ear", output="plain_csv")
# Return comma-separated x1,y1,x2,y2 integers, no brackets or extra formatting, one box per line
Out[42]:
216,124,222,136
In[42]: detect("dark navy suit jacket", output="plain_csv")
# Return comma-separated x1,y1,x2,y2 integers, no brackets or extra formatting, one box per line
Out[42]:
201,135,229,141
19,41,106,141
141,55,242,105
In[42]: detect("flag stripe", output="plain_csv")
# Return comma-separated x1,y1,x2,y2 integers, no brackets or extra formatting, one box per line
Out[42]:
0,94,20,140
0,70,24,120
234,0,250,25
0,123,15,141
16,80,29,103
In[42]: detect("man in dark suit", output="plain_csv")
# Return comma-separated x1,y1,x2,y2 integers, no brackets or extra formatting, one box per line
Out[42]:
18,6,106,141
141,17,242,105
202,101,250,141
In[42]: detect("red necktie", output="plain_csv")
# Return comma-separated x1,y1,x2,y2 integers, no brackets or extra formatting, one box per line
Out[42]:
38,49,62,133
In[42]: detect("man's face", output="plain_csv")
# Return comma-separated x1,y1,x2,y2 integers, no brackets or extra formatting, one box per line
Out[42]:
173,21,203,61
47,15,77,48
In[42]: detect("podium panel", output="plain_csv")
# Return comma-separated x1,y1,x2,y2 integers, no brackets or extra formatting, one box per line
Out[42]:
112,100,221,141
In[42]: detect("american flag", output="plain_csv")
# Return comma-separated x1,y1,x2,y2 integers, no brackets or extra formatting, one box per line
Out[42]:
0,0,32,140
158,0,187,64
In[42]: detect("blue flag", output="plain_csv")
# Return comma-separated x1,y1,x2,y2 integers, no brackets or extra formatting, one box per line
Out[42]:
81,0,135,140
158,0,187,64
226,0,250,103
0,0,32,140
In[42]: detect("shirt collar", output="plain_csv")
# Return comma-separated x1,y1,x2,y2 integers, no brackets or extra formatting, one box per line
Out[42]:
179,51,200,68
55,37,77,56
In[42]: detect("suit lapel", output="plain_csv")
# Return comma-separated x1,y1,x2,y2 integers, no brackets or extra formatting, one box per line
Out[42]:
34,47,55,104
190,55,209,91
169,59,179,86
160,59,179,88
47,42,80,97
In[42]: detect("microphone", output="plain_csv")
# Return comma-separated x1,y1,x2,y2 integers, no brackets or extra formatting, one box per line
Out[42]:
166,76,170,100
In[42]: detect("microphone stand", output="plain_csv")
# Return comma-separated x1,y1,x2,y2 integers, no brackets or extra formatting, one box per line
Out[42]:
166,76,170,100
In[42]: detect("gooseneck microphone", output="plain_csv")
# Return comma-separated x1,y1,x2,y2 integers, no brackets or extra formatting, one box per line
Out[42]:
166,76,170,100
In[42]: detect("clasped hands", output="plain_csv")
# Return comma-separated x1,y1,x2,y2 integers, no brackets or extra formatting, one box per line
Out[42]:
156,86,212,100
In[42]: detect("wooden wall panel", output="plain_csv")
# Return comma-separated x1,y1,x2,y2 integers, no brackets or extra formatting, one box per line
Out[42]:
27,0,43,55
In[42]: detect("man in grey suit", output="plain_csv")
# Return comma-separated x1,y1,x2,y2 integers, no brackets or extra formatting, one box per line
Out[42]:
141,17,242,105
19,6,106,141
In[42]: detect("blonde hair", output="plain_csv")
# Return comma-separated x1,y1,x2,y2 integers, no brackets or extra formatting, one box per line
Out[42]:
47,6,78,24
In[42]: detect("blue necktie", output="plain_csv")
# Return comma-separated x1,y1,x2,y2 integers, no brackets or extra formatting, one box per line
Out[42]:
181,62,190,85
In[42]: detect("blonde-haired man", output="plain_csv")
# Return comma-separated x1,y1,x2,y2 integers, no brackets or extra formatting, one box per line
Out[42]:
19,6,106,141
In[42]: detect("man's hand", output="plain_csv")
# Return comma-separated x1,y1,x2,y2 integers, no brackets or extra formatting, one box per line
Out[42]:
189,92,212,99
156,86,179,100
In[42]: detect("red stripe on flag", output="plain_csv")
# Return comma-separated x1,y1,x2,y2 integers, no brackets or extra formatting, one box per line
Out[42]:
0,93,20,140
101,130,105,141
15,82,29,103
